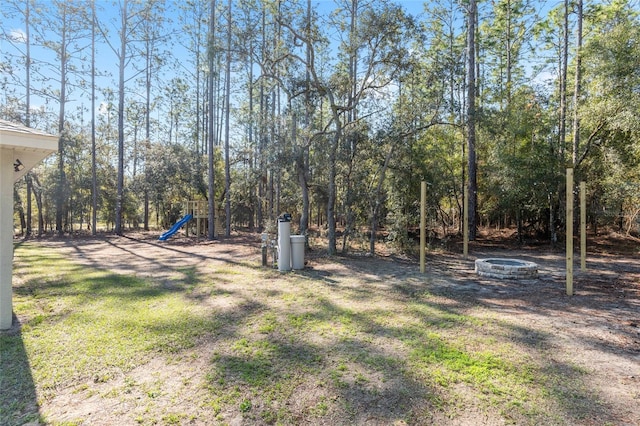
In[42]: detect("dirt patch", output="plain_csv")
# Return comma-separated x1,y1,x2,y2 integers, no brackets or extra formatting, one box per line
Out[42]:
10,230,640,425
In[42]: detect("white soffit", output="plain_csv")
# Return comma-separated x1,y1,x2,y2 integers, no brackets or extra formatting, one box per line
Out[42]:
0,120,58,182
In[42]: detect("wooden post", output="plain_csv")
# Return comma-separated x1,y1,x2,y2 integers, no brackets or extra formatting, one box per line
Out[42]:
463,185,469,259
580,181,586,271
420,181,426,273
566,168,574,296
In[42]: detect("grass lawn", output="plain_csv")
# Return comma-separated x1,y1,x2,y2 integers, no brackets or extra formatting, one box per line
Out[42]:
1,238,622,425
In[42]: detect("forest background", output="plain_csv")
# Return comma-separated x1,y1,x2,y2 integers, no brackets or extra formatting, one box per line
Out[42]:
2,0,640,255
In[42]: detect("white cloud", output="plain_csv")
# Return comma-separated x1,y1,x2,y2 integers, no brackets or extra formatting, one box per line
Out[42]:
9,29,27,43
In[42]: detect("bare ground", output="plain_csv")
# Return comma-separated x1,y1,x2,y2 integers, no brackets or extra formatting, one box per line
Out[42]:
9,230,640,425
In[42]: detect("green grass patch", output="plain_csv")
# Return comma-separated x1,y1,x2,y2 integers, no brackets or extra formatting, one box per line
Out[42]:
2,241,611,426
5,244,217,408
20,274,215,397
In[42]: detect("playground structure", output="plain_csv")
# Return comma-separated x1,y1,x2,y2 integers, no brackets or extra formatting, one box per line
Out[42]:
159,214,193,241
159,200,222,241
184,200,210,237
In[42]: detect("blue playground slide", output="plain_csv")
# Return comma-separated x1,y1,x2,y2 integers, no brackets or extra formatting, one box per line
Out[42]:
158,214,193,241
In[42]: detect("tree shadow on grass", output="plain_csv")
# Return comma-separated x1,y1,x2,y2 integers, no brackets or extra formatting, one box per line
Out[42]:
11,237,634,424
335,250,640,358
0,316,42,426
13,268,178,307
207,331,436,424
289,268,621,424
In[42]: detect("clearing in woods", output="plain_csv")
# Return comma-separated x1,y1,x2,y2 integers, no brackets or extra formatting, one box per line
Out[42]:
2,230,639,425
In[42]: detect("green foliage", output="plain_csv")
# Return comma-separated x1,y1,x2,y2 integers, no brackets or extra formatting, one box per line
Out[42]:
575,2,640,229
481,85,560,233
580,6,640,158
5,0,640,241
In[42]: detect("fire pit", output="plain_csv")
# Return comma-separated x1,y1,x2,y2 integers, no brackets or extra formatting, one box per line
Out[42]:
475,258,538,279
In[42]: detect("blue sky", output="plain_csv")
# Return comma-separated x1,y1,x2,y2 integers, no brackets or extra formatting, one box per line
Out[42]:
1,1,433,124
1,0,559,133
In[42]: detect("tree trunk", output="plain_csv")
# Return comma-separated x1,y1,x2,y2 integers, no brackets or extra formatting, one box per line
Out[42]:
342,0,358,253
466,0,478,240
298,0,312,243
224,0,232,237
327,131,339,255
559,0,569,161
26,174,32,237
56,3,68,236
369,145,394,256
207,0,217,240
248,37,256,232
115,0,128,236
551,0,571,246
33,175,44,236
91,0,97,235
25,2,33,237
142,7,154,232
25,0,31,127
572,0,583,168
15,189,26,235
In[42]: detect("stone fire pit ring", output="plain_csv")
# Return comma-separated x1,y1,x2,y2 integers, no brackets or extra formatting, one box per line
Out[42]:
475,258,538,280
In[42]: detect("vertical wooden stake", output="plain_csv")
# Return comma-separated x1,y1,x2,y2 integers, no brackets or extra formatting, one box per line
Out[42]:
420,181,426,274
566,168,574,296
580,181,586,271
463,185,469,259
